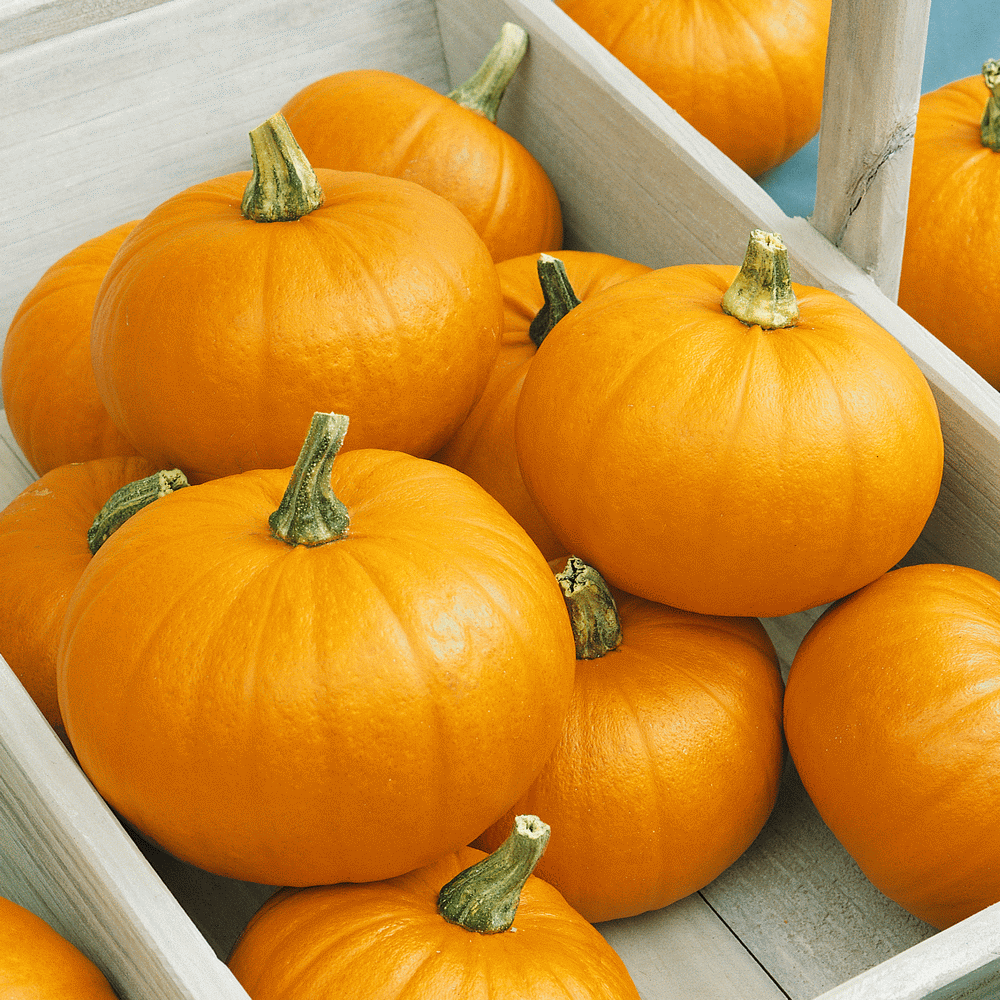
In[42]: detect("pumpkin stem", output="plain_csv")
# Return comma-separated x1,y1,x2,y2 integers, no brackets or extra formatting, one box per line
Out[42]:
722,230,800,330
556,556,623,659
446,22,528,122
529,254,582,347
242,112,325,222
438,814,549,933
87,468,189,554
269,412,351,547
981,59,1000,151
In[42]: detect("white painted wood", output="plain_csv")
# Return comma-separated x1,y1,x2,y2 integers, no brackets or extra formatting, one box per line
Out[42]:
811,0,932,299
0,411,35,505
0,652,252,999
0,0,173,53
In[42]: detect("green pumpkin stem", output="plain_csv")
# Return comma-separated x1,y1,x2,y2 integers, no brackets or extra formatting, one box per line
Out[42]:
87,469,189,555
981,59,1000,151
446,22,529,122
241,112,325,222
556,556,623,659
722,230,800,330
438,814,550,933
529,254,582,347
269,412,351,547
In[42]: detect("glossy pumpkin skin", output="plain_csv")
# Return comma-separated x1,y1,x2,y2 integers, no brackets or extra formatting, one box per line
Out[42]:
475,580,784,922
227,845,642,1000
2,221,140,475
281,70,563,263
91,169,503,483
556,0,831,177
57,449,577,887
898,74,1000,390
0,895,118,998
784,563,1000,930
515,265,944,618
0,455,159,736
434,251,651,559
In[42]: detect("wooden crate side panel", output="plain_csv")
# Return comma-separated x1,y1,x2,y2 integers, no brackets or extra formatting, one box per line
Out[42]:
0,0,446,375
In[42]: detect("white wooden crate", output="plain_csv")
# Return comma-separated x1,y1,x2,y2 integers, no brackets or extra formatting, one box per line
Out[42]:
2,1,999,998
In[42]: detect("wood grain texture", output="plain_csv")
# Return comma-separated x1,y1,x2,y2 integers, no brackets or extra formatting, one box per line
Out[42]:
811,0,933,299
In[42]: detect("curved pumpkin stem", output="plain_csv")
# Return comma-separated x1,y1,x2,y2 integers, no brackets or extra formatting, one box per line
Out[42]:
87,468,189,555
556,556,623,659
242,112,325,222
446,22,528,123
722,230,800,330
438,814,550,933
269,412,351,547
981,59,1000,151
529,254,582,347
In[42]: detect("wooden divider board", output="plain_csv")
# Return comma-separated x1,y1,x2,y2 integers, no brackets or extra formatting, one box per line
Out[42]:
2,0,1000,998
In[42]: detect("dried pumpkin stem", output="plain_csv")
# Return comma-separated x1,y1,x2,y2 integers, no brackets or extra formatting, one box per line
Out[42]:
269,412,351,547
721,230,800,330
529,254,582,347
556,556,623,659
446,22,528,122
242,112,325,222
438,814,549,933
981,59,1000,151
87,468,189,554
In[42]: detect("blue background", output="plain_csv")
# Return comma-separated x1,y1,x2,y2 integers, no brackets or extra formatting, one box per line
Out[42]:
757,2,1000,217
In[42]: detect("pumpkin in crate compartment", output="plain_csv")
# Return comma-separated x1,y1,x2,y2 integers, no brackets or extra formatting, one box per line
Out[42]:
0,454,172,738
784,562,1000,930
434,251,651,560
555,0,831,178
0,895,118,998
898,58,1000,391
90,113,503,484
515,230,944,618
228,815,642,1000
474,558,784,923
56,412,577,887
280,22,562,263
2,220,141,476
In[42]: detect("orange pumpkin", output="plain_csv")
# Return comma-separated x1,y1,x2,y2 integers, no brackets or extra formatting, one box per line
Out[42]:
280,23,562,262
0,454,164,736
515,230,944,618
474,557,784,922
91,114,503,484
784,562,1000,930
228,815,642,1000
57,413,577,887
898,59,1000,390
555,0,831,177
434,252,650,559
0,895,118,998
2,221,140,475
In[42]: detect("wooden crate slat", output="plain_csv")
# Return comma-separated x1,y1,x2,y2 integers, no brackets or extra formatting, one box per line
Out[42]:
0,0,173,53
812,0,933,299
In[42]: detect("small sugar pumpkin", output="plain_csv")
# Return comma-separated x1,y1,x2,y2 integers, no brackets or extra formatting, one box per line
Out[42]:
0,454,167,736
228,816,642,1000
474,558,784,922
515,230,944,618
784,562,1000,930
91,114,503,484
2,221,140,475
898,59,1000,390
555,0,831,177
0,895,118,998
434,251,650,559
281,23,562,262
57,413,577,887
